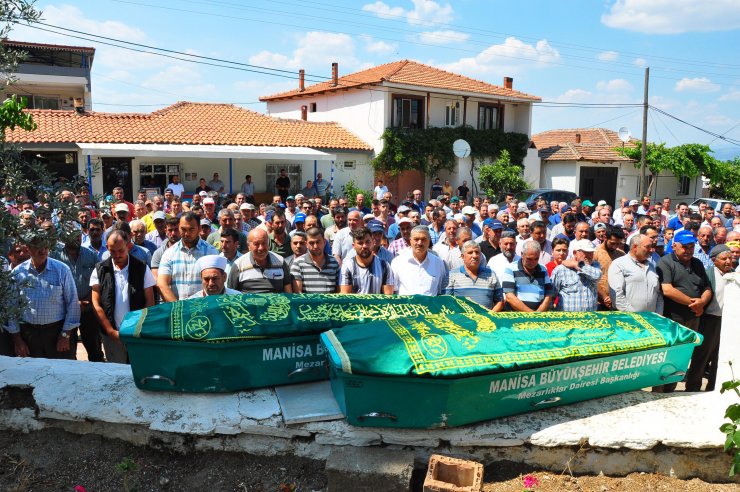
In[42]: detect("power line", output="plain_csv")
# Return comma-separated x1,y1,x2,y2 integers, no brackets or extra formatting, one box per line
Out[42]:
650,106,740,146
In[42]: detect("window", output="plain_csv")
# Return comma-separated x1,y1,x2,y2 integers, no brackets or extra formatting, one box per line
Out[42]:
445,101,460,127
343,161,356,170
139,163,181,192
309,102,317,113
677,176,690,195
32,96,60,110
478,103,502,130
266,163,302,195
392,95,424,129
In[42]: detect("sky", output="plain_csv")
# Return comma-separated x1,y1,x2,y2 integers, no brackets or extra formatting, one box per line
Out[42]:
10,0,740,160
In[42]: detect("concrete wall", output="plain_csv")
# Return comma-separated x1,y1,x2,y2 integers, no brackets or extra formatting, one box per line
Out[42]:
540,160,578,193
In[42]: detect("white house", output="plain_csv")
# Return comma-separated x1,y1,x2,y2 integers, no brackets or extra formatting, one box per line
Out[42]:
532,128,704,208
261,60,541,193
7,102,373,201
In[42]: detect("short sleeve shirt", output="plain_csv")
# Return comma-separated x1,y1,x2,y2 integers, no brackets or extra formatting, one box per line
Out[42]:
657,253,711,320
290,254,340,293
228,251,291,293
501,259,554,310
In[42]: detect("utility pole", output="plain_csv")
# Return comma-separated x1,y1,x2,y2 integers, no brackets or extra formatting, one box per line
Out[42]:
639,67,649,198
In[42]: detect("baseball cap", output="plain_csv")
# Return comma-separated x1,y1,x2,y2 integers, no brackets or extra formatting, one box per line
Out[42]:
537,206,549,213
203,197,215,205
593,222,607,231
571,239,596,253
164,188,173,193
100,208,111,217
673,230,697,245
597,200,607,207
560,205,572,214
199,191,208,197
114,203,129,213
293,212,306,223
363,213,375,221
239,203,250,210
710,244,730,258
286,196,295,201
398,217,413,225
152,211,167,221
516,203,529,213
488,203,499,212
200,218,211,226
735,205,740,212
461,206,477,215
629,199,639,206
482,218,503,231
582,200,595,207
244,203,256,210
450,196,460,203
295,194,305,200
397,205,411,213
367,220,384,233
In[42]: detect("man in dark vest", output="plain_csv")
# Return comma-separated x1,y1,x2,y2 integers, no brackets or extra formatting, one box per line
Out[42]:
90,229,155,363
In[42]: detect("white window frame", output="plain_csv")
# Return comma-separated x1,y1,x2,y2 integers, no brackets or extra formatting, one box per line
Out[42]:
445,101,461,127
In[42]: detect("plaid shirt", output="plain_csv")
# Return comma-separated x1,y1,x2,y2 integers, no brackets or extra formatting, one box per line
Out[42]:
550,261,602,312
158,239,218,300
7,258,80,333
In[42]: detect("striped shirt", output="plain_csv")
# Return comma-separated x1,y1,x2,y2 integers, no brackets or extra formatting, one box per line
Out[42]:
501,260,554,310
290,254,340,293
388,237,410,257
158,239,218,300
345,246,394,265
228,251,291,293
7,258,80,333
550,262,602,312
339,255,393,294
444,265,502,309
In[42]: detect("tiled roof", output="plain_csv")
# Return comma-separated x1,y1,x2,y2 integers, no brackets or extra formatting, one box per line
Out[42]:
260,60,541,102
3,39,96,54
6,102,373,151
532,128,636,162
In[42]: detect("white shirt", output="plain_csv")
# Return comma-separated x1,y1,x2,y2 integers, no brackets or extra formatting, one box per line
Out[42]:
489,253,521,286
168,182,185,197
391,249,448,295
373,185,388,200
89,259,156,329
188,287,241,298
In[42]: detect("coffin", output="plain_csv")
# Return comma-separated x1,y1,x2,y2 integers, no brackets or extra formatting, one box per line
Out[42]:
320,311,702,428
118,294,488,392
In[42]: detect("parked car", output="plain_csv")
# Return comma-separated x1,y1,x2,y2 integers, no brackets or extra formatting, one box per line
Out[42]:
499,189,578,210
688,198,736,213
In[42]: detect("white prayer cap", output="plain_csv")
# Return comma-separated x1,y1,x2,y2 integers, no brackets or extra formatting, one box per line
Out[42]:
195,254,228,273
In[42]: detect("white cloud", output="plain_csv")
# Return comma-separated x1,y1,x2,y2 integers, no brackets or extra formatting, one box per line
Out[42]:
440,37,560,79
675,77,721,93
597,51,619,62
359,35,398,55
362,0,453,26
633,58,648,68
418,30,469,45
601,0,740,34
719,90,740,102
703,114,735,127
554,89,593,104
248,31,360,73
596,78,633,92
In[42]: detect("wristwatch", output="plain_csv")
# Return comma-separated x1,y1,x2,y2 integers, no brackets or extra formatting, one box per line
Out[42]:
60,331,70,339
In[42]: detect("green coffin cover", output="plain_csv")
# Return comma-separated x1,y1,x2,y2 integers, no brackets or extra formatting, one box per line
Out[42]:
119,293,489,342
322,311,702,378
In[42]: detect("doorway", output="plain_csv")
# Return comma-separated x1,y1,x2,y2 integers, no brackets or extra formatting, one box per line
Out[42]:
579,166,617,207
102,158,133,200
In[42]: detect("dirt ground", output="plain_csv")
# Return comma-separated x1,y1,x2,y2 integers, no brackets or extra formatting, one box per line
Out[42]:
0,429,737,492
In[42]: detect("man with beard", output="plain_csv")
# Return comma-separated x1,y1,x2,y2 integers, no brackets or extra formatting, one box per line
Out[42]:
290,227,339,293
343,220,394,266
444,240,503,311
488,230,520,288
391,226,447,295
229,228,292,293
145,211,168,248
324,206,347,245
684,244,733,392
594,225,626,310
339,227,394,295
284,232,307,269
188,255,241,298
51,226,104,362
151,217,181,278
157,212,219,301
479,218,504,261
219,228,242,284
654,230,712,392
82,218,107,260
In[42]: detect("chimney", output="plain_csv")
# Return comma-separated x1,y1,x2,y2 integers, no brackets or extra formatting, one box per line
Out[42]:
301,105,308,121
575,133,581,144
503,77,513,89
331,62,338,87
73,97,85,114
299,69,305,92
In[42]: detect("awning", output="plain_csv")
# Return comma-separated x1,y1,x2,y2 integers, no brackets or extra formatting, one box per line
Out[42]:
76,143,337,161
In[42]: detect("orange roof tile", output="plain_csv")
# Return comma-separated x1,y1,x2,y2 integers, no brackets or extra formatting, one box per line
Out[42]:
532,128,636,162
260,60,541,102
5,102,373,151
3,39,96,54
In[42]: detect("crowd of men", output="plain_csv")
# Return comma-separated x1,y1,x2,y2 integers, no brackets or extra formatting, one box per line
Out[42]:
2,177,739,393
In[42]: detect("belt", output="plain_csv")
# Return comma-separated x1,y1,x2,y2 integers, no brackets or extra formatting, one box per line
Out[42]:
20,320,65,330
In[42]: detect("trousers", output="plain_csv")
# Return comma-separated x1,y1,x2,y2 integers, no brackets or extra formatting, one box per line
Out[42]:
685,313,721,392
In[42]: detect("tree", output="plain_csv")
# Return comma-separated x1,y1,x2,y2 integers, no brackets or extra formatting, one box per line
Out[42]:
710,157,740,202
477,150,528,200
619,142,720,196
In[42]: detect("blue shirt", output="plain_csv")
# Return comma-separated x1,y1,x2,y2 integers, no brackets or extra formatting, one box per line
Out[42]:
8,258,80,333
501,260,554,310
550,262,602,312
50,245,98,300
444,265,503,310
82,240,107,261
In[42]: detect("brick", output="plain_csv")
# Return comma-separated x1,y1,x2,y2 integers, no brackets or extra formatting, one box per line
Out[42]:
423,454,483,492
326,447,414,492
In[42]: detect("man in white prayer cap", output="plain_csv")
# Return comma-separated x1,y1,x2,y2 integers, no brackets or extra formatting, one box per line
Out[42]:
189,255,242,298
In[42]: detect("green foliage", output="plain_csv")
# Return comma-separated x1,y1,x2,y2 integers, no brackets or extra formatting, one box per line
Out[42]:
477,150,528,199
0,1,42,77
709,157,740,202
373,126,530,177
116,457,139,492
340,179,373,206
720,363,740,477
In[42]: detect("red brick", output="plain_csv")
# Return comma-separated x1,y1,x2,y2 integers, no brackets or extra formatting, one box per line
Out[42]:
423,454,483,492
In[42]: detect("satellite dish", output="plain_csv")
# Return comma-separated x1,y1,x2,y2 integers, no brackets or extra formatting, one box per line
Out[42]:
618,127,631,143
453,139,471,158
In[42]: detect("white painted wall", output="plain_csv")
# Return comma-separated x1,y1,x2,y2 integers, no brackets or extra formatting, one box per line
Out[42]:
522,147,541,188
540,160,577,192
